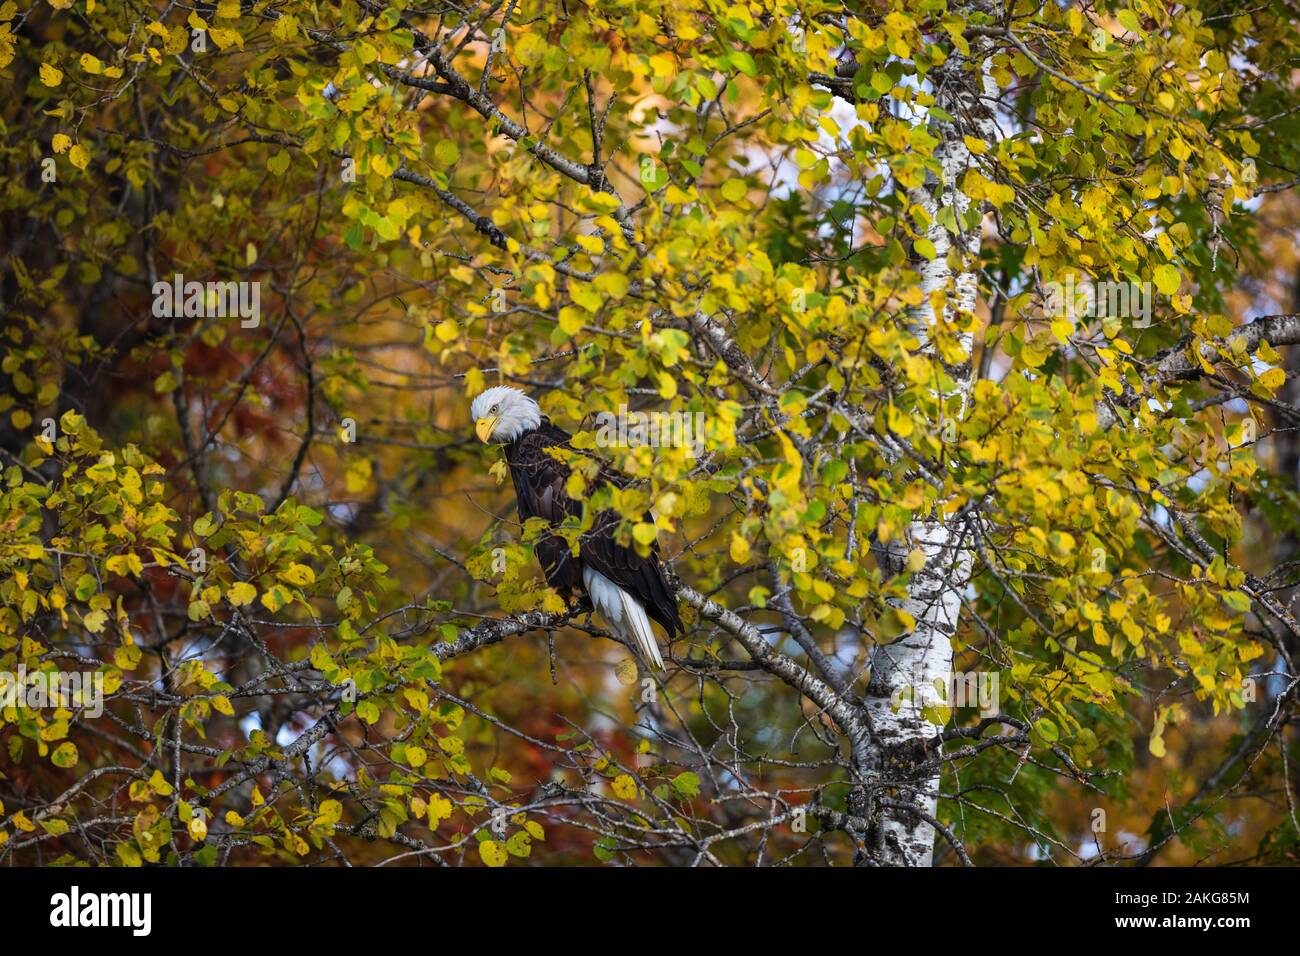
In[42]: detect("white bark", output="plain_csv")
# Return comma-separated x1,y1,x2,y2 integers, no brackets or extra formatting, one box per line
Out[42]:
864,28,998,867
868,521,973,865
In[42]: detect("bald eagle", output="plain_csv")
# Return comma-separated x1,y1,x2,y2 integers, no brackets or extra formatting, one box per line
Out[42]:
471,386,682,670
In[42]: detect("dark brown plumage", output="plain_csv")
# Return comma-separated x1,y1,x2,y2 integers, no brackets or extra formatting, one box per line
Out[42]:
505,418,684,641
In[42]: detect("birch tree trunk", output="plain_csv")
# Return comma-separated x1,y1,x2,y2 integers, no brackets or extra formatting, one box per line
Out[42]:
864,15,999,867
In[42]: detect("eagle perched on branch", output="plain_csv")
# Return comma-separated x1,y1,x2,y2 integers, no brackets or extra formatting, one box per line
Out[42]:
471,386,683,670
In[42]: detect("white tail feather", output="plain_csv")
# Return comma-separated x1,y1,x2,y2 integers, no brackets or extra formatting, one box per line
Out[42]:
583,567,665,670
618,586,665,671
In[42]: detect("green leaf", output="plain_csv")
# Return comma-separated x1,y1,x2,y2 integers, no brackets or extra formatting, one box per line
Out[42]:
670,771,700,799
51,742,79,768
728,50,757,76
433,140,460,167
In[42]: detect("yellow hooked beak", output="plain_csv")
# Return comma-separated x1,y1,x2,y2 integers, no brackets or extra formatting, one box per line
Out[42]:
475,416,499,443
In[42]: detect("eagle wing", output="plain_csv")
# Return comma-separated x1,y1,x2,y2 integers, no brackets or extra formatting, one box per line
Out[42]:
506,420,683,637
506,421,584,594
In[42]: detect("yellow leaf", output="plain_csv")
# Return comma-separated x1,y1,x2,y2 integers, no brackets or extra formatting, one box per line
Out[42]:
1153,264,1180,296
278,563,316,587
39,62,63,86
575,234,604,255
428,794,452,822
106,553,143,577
208,28,244,50
271,14,299,42
227,581,257,606
68,144,90,170
1149,728,1166,757
149,769,174,796
594,272,629,299
479,839,508,867
887,404,913,438
1258,367,1286,391
720,179,747,203
370,151,394,177
558,307,585,336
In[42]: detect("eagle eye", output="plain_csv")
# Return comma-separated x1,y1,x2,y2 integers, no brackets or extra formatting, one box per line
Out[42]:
490,404,499,414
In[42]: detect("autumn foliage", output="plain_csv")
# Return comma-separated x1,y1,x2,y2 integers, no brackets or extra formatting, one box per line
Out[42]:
2,0,1300,866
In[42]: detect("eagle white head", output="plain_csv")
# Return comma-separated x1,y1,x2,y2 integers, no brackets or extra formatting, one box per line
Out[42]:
471,386,542,443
